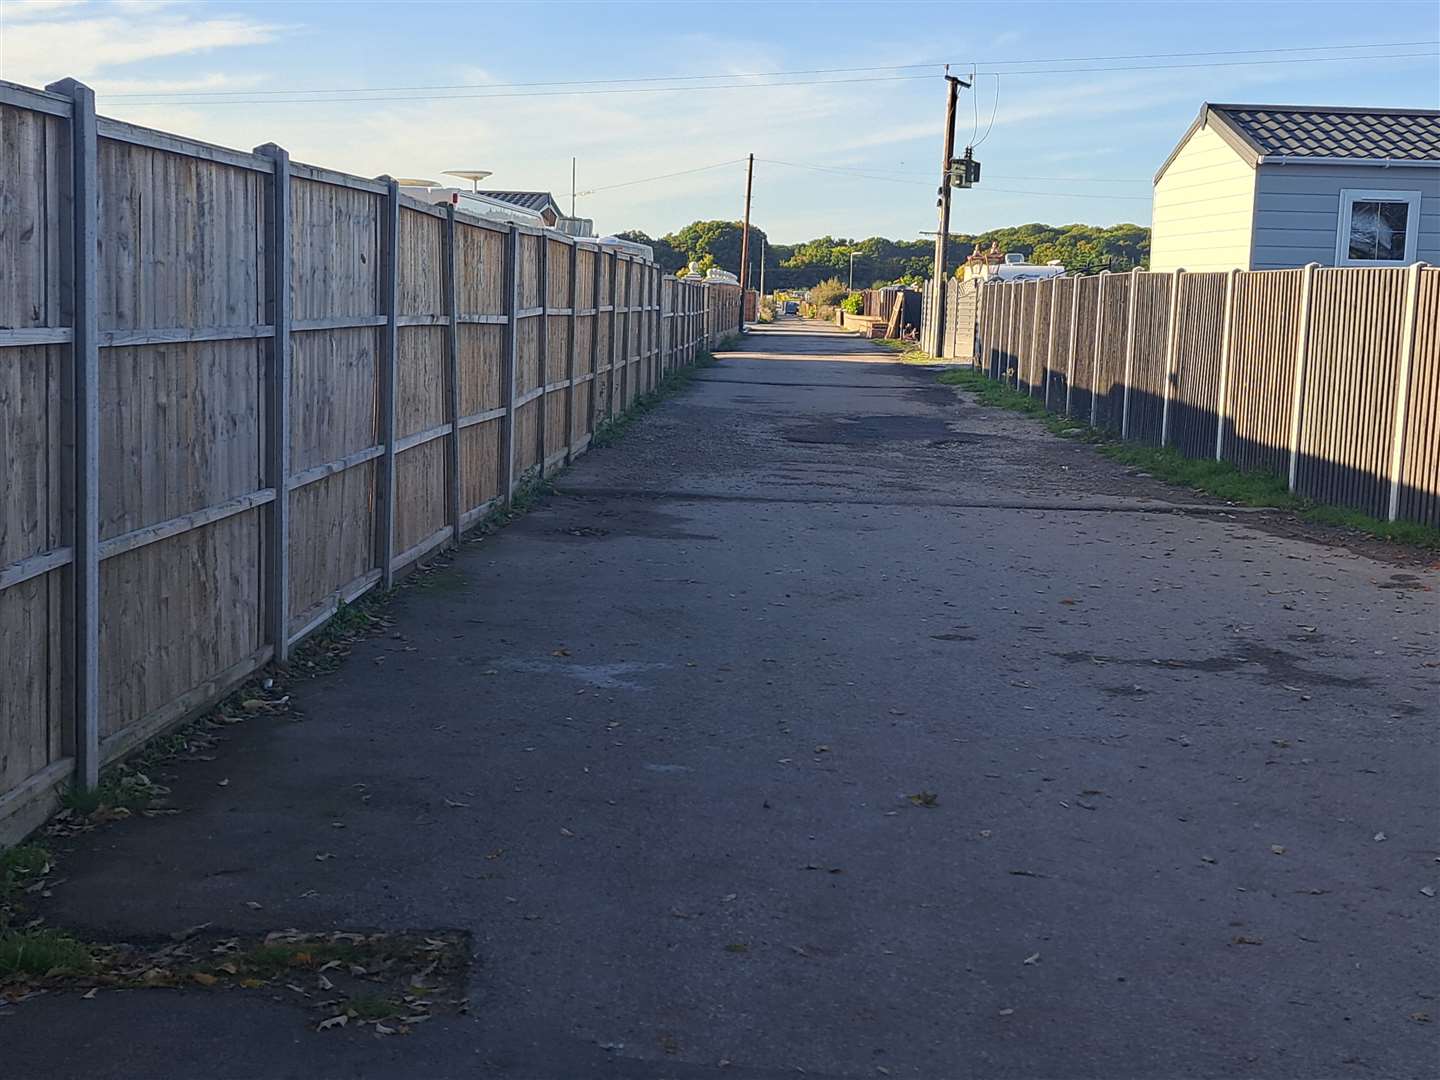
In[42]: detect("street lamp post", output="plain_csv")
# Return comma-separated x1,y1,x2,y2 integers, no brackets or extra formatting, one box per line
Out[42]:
848,251,857,290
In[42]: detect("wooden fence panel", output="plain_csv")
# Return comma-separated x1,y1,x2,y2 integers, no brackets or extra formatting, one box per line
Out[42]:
454,219,506,520
1126,272,1172,445
1046,276,1075,408
1296,267,1409,518
1067,275,1101,420
288,174,383,627
1013,282,1034,392
1224,269,1303,474
1398,268,1440,527
1092,273,1131,432
0,99,67,803
94,134,268,753
1168,272,1228,458
1029,279,1053,398
2,80,709,837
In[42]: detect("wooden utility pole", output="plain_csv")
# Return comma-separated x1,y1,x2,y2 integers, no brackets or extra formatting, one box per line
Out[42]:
931,72,968,354
759,235,766,300
739,153,754,331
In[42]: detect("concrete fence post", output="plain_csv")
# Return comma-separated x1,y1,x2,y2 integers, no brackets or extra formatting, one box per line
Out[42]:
1091,271,1109,427
48,77,100,789
565,243,578,463
1121,267,1141,439
501,225,520,503
443,205,462,545
1387,261,1427,521
1065,275,1080,416
589,246,601,431
1043,276,1060,411
376,178,400,588
607,252,619,420
1286,262,1320,492
1159,268,1185,447
1215,268,1240,462
254,143,292,659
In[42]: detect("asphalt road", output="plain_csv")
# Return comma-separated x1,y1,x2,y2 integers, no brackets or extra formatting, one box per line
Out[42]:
5,318,1437,1079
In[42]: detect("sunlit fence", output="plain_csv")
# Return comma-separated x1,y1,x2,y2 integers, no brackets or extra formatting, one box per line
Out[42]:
0,76,741,841
974,265,1439,527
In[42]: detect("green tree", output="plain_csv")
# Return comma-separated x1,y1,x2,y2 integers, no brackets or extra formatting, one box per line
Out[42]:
809,277,849,307
614,230,686,274
663,220,770,278
614,219,1150,281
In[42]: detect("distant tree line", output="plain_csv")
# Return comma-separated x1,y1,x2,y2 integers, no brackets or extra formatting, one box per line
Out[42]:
615,220,1150,288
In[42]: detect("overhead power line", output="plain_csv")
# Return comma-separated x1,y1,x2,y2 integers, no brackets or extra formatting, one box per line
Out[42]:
576,158,745,196
757,158,1155,201
102,42,1440,106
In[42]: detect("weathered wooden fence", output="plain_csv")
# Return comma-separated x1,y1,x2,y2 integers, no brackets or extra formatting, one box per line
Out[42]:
973,264,1440,527
0,77,740,841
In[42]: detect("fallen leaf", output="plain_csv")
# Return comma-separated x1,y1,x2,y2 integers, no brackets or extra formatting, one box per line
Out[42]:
559,827,574,837
551,648,570,657
907,791,939,808
192,972,218,987
1271,845,1287,855
317,1014,349,1030
245,901,263,910
443,798,469,808
1411,1012,1432,1024
998,1008,1014,1017
1231,936,1264,946
1201,855,1217,864
1374,832,1388,842
1022,952,1040,965
82,988,98,1000
1420,886,1436,898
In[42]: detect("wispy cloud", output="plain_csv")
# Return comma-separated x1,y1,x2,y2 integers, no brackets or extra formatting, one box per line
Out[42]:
0,0,279,86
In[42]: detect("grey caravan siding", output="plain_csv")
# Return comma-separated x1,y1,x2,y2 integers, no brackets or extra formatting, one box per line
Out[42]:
1251,163,1440,269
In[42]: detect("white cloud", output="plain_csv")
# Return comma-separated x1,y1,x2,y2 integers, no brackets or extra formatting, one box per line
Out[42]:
0,0,86,21
0,2,279,86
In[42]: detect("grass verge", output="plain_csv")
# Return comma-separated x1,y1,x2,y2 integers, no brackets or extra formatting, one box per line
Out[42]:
591,350,720,448
874,338,945,364
0,929,94,976
938,367,1440,550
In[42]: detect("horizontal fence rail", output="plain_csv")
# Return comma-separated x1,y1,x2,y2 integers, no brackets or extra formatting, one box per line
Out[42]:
0,76,742,841
972,264,1439,528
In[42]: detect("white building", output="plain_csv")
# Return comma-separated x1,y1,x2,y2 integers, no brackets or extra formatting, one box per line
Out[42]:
1150,103,1440,273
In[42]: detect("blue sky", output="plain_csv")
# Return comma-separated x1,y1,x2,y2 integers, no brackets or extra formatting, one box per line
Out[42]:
2,0,1437,242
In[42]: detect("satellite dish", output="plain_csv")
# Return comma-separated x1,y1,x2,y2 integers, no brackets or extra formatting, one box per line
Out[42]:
395,178,441,188
444,169,493,192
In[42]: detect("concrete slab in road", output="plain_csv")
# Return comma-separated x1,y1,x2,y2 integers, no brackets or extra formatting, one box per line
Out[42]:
5,318,1436,1079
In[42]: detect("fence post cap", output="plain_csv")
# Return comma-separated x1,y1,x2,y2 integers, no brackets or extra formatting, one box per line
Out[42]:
44,76,93,96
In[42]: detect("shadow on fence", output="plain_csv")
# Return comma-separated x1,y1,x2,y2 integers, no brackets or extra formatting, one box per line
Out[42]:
0,74,745,843
973,263,1440,529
